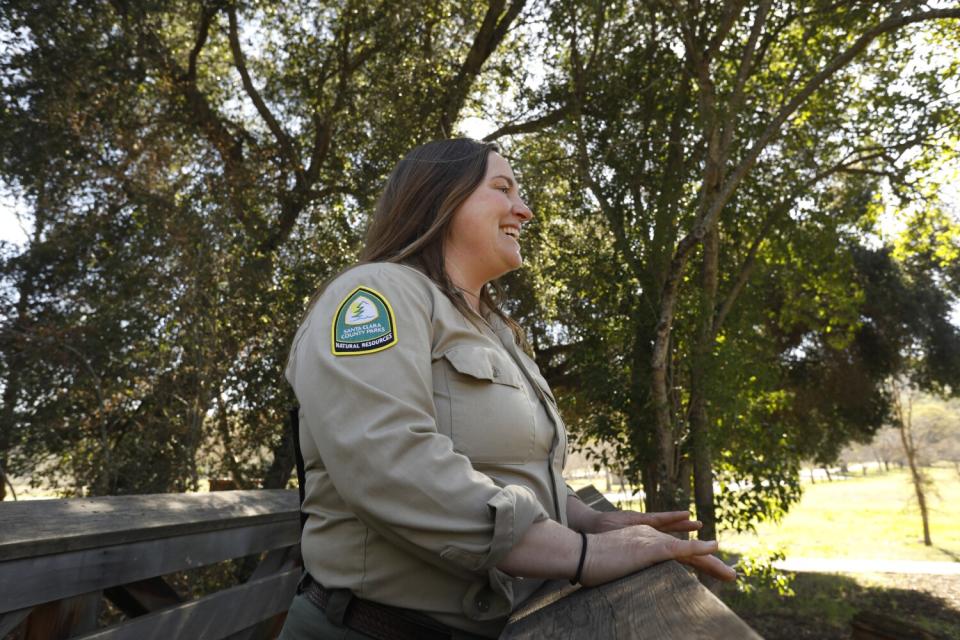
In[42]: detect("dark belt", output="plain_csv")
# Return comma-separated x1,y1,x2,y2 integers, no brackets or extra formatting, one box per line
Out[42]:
299,574,467,640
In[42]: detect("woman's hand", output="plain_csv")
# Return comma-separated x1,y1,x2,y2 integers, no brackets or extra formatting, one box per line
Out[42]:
498,519,737,586
566,494,702,535
590,509,703,535
581,525,737,586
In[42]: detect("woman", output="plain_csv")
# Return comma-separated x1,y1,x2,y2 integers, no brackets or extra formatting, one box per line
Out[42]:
281,138,735,640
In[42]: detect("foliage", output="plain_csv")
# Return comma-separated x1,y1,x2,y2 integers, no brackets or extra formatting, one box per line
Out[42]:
0,0,532,494
496,0,960,532
730,549,794,597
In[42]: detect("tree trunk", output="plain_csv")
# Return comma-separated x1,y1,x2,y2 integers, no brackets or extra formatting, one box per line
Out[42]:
690,224,719,540
892,382,932,546
902,436,932,546
261,405,298,490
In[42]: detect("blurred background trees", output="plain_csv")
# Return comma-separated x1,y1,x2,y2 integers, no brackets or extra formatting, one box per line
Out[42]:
1,0,959,542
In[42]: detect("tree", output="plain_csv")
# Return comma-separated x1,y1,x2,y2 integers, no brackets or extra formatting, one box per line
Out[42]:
0,0,532,495
890,381,933,546
489,0,960,538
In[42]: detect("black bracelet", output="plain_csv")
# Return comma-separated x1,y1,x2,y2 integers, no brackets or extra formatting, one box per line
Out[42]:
570,531,587,585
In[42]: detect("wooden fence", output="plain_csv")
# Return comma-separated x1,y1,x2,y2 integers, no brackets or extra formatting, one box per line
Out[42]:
0,487,761,639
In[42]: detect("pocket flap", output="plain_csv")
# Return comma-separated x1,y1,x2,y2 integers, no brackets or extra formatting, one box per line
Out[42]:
442,347,522,388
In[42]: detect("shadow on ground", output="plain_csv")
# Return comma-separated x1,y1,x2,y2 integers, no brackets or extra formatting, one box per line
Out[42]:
937,546,960,563
717,571,960,640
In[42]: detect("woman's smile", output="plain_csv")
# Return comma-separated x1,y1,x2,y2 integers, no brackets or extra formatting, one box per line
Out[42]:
444,152,533,301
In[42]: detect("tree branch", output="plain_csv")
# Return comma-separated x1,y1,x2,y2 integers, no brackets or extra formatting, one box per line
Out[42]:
568,25,643,280
706,0,747,61
483,103,571,141
184,2,222,82
654,6,960,336
720,0,771,155
712,206,778,336
109,0,261,236
711,123,948,337
438,0,527,136
226,6,304,185
709,8,960,240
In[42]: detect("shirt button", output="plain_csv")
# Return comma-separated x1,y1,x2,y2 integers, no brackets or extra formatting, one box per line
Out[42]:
475,597,490,612
491,366,500,378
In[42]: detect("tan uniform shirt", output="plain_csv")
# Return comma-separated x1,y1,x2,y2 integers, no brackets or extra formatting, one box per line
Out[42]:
285,262,571,637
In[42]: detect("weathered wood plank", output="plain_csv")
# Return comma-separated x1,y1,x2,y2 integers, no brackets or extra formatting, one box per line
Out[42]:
0,606,31,637
0,490,299,562
104,577,184,617
221,546,302,640
220,614,287,640
21,591,101,640
502,560,763,640
246,546,301,582
500,561,762,640
573,485,617,512
74,567,300,640
0,522,298,613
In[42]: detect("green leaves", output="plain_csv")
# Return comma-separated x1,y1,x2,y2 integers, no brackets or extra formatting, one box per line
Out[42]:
501,0,960,525
0,0,532,495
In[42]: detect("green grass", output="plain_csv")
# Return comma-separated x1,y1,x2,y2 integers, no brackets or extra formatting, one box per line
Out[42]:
719,465,960,562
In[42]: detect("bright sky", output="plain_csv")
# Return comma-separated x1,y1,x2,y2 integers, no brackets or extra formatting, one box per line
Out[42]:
0,188,29,245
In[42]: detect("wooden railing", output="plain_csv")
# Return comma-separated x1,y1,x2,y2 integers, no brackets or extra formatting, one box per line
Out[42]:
1,491,301,639
502,486,763,639
0,487,762,639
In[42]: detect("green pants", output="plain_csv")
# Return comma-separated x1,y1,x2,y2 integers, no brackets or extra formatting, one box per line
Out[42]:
278,593,376,640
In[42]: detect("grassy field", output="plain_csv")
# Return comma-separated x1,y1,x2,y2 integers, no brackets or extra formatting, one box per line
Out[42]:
719,466,960,562
715,465,960,639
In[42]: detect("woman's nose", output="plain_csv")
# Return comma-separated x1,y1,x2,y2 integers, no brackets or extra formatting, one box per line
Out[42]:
514,199,533,222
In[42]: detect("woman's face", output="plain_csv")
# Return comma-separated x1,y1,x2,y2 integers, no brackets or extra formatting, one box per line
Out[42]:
444,152,533,291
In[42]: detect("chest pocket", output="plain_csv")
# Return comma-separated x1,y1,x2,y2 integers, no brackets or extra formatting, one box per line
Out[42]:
440,346,536,465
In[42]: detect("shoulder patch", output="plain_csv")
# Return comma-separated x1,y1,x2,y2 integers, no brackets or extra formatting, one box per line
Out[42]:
331,286,398,356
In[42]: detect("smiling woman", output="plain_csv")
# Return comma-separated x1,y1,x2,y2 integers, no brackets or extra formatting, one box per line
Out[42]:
280,138,735,640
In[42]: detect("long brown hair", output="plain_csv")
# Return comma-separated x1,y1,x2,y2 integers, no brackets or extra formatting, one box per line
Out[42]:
314,138,529,348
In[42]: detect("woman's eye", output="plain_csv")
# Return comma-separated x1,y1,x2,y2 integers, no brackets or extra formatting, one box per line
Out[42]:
497,186,510,193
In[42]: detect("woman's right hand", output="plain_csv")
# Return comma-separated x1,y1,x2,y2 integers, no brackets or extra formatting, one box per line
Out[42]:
580,525,737,586
497,519,736,585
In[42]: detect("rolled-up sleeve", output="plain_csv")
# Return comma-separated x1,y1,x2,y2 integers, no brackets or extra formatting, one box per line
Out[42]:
287,264,548,613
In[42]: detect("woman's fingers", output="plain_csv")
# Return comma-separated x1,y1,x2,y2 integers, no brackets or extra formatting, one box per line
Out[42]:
594,510,705,535
667,539,737,582
639,510,703,533
661,536,737,582
664,537,718,558
680,552,738,581
658,519,703,533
